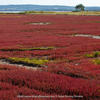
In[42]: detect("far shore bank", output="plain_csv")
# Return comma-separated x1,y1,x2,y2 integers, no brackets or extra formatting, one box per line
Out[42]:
0,11,100,16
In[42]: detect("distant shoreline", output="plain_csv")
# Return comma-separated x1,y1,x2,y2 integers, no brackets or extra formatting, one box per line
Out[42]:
0,11,100,16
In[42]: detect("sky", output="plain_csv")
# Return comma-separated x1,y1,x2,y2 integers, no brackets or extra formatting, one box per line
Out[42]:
0,0,100,7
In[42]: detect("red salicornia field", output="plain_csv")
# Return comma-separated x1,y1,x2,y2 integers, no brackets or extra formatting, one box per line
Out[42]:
0,14,100,100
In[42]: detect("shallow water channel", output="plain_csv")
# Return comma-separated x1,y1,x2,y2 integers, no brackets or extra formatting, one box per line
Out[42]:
30,22,50,25
74,34,100,39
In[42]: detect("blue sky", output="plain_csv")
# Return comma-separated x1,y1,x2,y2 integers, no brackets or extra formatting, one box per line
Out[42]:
1,0,100,6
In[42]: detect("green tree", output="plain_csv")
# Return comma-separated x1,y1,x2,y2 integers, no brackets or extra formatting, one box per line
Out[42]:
75,4,85,11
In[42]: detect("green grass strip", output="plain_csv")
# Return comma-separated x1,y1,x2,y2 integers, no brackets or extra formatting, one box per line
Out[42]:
0,47,55,51
8,57,49,65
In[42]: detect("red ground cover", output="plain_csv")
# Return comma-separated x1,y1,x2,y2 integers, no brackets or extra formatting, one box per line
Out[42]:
0,14,100,100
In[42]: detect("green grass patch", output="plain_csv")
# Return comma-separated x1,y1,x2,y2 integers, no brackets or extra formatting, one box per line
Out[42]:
17,11,100,15
8,57,49,65
73,33,77,36
93,51,100,57
0,47,55,51
84,54,94,58
18,11,56,14
20,47,55,50
84,51,100,58
91,59,100,65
